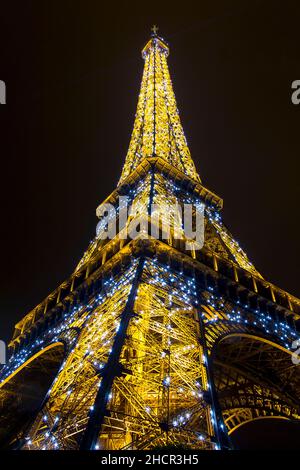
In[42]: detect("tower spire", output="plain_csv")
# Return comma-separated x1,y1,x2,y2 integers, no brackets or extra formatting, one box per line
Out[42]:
119,32,201,185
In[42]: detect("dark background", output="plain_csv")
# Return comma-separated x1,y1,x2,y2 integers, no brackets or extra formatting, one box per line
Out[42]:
1,0,300,342
0,1,300,339
0,0,300,450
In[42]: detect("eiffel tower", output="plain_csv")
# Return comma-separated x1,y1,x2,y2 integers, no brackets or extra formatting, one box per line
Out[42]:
1,29,300,451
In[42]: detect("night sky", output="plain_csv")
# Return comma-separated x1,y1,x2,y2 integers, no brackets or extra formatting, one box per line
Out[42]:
0,0,300,450
1,0,300,341
0,1,299,336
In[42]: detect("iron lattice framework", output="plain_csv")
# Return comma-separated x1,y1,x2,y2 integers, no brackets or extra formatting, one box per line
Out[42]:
0,32,300,450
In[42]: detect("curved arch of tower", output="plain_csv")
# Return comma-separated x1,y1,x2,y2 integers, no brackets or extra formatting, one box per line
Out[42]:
0,31,299,450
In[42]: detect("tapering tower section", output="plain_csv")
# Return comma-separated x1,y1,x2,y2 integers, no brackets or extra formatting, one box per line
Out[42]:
119,31,201,184
0,31,300,452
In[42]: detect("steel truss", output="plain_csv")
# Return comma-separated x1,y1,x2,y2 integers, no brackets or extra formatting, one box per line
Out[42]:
0,32,300,451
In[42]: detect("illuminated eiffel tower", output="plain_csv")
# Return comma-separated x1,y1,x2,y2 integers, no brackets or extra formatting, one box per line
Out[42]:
1,29,300,451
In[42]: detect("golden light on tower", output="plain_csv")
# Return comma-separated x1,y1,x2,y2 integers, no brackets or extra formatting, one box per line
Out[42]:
0,31,299,451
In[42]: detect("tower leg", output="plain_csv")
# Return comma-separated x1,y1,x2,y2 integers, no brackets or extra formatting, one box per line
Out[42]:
197,295,231,450
80,258,145,450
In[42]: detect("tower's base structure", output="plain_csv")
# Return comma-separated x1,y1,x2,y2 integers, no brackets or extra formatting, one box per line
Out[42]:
0,31,300,451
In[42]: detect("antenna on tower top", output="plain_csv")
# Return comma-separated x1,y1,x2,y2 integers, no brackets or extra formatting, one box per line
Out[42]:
151,24,159,36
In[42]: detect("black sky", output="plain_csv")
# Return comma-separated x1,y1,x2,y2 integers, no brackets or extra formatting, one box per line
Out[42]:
0,0,299,349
